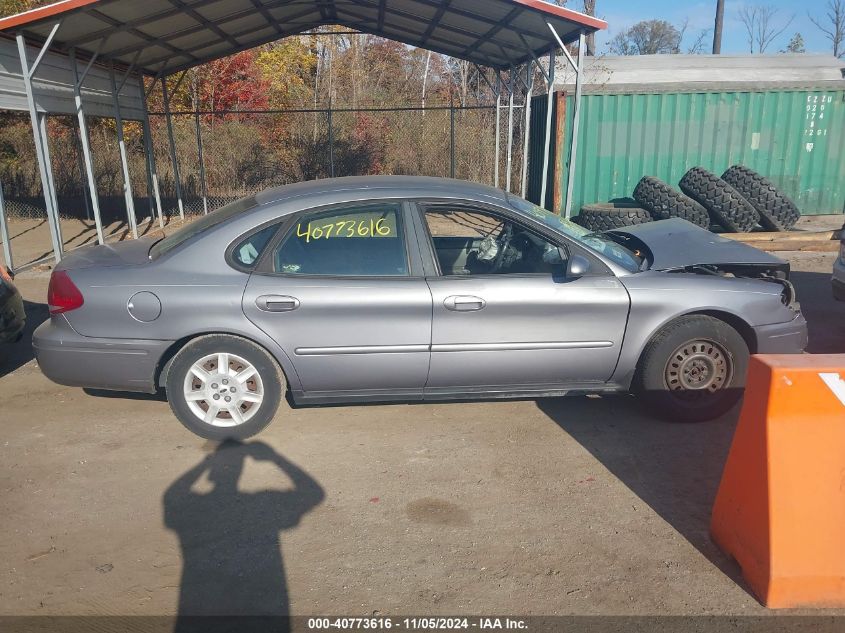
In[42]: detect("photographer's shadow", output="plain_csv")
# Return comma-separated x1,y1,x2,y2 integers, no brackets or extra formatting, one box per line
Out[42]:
164,441,324,626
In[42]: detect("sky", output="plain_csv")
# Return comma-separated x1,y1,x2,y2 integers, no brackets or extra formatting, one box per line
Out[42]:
582,0,838,56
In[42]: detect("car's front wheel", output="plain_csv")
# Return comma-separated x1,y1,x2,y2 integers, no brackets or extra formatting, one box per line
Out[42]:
634,316,749,422
165,335,284,440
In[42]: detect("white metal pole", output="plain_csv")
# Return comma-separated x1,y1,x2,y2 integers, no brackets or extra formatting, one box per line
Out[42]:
70,48,105,245
140,81,164,228
109,63,138,239
38,113,65,255
17,32,63,262
494,73,501,189
0,181,12,271
520,63,534,199
505,70,515,193
540,49,556,210
162,78,185,220
564,32,586,220
194,110,209,215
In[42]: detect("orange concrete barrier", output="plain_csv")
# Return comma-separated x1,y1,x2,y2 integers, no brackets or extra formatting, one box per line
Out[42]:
711,354,845,608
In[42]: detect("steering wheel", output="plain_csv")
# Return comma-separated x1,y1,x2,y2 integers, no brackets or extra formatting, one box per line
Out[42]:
490,223,514,273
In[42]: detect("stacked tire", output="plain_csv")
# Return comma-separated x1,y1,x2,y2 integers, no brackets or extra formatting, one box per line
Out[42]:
679,167,759,233
720,165,801,231
571,165,801,234
573,201,652,232
632,176,710,229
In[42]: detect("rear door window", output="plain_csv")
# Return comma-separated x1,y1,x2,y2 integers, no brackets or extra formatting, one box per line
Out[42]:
272,204,409,277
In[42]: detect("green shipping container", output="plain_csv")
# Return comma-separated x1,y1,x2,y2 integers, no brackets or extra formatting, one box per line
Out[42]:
528,55,845,217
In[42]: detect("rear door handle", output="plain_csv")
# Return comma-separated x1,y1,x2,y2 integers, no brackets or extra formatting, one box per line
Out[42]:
256,295,300,312
444,295,486,312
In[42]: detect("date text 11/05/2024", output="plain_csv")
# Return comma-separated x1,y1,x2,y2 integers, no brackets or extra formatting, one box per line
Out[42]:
307,617,528,630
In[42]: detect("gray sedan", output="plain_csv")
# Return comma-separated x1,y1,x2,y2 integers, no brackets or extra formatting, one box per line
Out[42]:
33,177,807,439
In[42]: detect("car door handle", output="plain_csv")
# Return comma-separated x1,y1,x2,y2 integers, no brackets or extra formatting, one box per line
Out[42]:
444,295,486,312
256,295,300,312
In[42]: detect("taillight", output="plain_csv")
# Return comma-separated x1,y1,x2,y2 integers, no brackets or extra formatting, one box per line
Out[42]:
48,270,84,315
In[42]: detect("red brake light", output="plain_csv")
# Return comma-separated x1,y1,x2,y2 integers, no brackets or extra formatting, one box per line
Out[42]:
48,270,84,315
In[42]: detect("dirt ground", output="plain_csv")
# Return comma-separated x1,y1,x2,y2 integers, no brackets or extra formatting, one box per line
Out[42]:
0,236,843,619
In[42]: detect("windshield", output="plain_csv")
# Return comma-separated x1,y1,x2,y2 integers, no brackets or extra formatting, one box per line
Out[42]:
149,196,258,260
508,196,641,272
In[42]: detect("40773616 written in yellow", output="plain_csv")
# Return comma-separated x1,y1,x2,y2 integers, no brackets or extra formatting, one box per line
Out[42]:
296,216,395,242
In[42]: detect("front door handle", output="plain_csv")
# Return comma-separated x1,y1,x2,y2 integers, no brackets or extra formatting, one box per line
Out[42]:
256,295,300,312
444,295,486,312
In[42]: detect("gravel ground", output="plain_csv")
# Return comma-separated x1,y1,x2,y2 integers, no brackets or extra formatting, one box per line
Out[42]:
0,240,843,619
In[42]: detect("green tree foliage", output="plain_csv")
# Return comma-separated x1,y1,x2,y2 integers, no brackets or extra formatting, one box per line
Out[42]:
782,33,806,53
609,20,682,55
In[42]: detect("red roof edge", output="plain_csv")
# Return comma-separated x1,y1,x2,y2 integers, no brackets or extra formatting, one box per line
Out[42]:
0,0,607,34
513,0,607,31
0,0,102,32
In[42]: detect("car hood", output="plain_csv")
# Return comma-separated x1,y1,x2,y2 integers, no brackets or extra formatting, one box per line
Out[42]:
605,219,788,273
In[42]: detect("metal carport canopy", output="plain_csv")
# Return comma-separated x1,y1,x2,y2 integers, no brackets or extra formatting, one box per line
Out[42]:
0,0,605,271
0,0,606,75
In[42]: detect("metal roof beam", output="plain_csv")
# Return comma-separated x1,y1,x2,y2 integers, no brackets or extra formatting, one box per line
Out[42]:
86,7,198,62
462,6,521,57
250,0,284,35
419,0,452,47
333,4,511,66
66,4,185,47
376,0,387,30
340,0,530,59
27,21,61,77
166,0,243,49
104,1,314,62
517,33,550,85
139,16,321,71
159,23,320,76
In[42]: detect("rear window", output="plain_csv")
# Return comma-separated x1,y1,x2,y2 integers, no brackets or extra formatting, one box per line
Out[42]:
150,196,258,260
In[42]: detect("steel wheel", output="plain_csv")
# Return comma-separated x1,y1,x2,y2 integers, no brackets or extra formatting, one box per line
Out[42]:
664,339,732,395
183,352,265,427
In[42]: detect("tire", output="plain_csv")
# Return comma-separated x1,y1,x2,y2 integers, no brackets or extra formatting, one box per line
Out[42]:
633,315,749,423
678,167,758,233
632,176,710,228
720,165,801,231
573,202,652,232
165,334,284,440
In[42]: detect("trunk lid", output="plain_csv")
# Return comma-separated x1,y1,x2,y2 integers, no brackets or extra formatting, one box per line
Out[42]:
55,237,155,271
605,219,789,274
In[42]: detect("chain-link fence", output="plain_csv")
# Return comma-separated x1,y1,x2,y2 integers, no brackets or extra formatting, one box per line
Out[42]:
0,102,531,268
146,103,528,218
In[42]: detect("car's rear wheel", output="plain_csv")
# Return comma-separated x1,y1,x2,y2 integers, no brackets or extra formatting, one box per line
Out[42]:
634,316,749,422
165,335,284,440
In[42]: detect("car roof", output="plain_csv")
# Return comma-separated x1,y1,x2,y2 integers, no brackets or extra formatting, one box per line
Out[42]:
254,176,510,207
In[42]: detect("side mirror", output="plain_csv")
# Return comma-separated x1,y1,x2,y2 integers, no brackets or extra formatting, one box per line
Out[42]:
567,254,591,278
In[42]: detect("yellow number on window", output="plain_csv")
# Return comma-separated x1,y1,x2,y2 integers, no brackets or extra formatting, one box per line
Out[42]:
296,223,311,243
375,218,391,236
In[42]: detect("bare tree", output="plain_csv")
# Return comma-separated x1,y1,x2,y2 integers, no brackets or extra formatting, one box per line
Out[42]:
738,4,795,53
582,0,597,56
809,0,845,58
713,0,725,53
609,20,681,55
687,29,711,54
